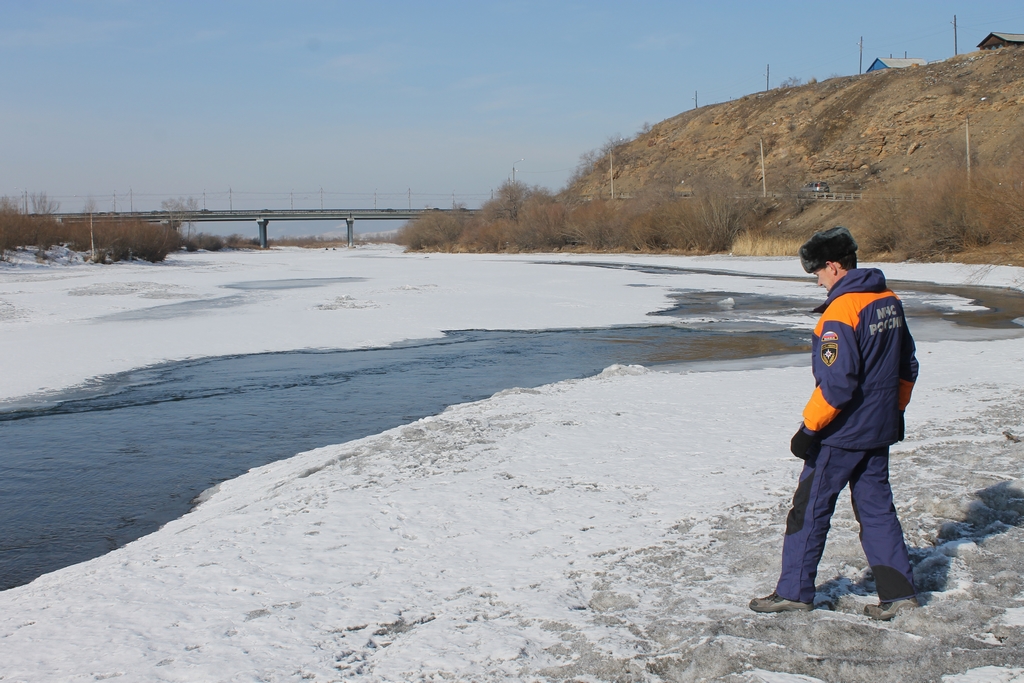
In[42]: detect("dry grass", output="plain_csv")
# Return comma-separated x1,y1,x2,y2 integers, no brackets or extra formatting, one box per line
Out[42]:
268,235,351,248
730,232,804,257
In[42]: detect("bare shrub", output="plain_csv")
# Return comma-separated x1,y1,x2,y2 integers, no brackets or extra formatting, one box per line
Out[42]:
224,234,260,249
0,206,62,256
628,200,695,250
0,215,183,263
801,125,827,154
0,204,28,257
80,220,181,262
915,172,985,254
973,166,1024,245
511,199,569,250
185,233,225,252
461,217,513,251
856,170,1007,259
396,210,470,251
563,200,630,250
692,188,752,251
625,187,753,253
857,191,907,256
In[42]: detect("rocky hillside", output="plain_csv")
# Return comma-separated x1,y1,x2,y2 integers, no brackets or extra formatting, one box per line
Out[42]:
567,47,1024,200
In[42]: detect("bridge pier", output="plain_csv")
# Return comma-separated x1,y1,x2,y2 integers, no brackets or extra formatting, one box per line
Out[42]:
346,216,354,248
257,219,269,249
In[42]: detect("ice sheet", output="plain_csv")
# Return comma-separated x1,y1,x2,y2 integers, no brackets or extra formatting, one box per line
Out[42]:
2,247,1024,681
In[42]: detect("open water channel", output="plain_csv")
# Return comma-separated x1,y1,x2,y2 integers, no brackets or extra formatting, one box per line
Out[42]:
2,264,1023,590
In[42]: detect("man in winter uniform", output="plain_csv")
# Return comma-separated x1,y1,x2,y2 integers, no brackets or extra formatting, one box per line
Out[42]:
750,226,920,621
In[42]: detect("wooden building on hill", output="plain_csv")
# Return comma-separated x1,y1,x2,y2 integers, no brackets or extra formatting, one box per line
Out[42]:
978,33,1024,50
866,57,927,72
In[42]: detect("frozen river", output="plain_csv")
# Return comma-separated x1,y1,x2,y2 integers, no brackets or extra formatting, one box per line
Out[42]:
2,247,1024,682
2,260,1021,591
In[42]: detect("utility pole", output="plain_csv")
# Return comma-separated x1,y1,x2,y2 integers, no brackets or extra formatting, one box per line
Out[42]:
452,191,455,209
609,152,614,200
408,188,411,209
765,64,770,92
966,116,971,184
229,187,233,211
859,37,863,75
320,187,324,210
952,15,958,56
203,190,207,210
112,191,116,212
290,190,293,210
694,90,698,109
129,187,133,213
760,139,767,198
374,189,377,209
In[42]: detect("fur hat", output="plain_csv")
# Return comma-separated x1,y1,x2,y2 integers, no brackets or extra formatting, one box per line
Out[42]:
798,226,858,273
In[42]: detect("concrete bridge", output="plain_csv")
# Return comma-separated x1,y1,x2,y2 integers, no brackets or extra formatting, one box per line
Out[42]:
52,208,476,248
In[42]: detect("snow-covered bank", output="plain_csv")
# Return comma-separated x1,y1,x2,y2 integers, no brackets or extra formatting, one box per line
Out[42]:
2,248,1024,681
1,341,1023,681
2,245,1021,404
0,245,676,403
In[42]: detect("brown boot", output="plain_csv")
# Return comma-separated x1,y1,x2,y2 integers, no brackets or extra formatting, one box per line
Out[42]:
749,591,813,613
864,597,919,621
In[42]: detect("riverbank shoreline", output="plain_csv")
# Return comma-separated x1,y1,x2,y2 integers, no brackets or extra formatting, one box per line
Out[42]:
2,248,1024,681
2,244,1022,405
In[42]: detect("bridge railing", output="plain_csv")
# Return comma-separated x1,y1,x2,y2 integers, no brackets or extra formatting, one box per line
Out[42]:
48,207,479,249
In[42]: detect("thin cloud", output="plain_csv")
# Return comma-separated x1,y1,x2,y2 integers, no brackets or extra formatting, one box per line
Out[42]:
0,16,131,49
318,45,399,82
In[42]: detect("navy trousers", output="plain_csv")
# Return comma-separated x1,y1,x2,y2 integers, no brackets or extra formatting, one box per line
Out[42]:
776,444,916,604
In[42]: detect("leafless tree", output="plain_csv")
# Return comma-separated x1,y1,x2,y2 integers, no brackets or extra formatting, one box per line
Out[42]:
29,192,60,214
83,197,99,260
161,196,200,240
491,179,527,222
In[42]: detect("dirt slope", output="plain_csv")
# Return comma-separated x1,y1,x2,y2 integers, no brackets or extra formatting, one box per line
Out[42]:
568,48,1024,200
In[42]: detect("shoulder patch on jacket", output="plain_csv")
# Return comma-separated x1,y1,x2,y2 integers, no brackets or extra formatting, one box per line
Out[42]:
820,340,839,366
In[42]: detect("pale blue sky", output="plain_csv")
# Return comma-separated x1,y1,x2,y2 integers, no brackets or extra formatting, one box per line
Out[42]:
3,1,1023,233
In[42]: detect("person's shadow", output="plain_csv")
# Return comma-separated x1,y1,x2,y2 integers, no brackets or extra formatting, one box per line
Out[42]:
815,480,1024,607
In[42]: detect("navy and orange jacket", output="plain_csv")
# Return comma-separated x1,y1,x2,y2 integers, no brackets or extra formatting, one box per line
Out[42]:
802,268,918,449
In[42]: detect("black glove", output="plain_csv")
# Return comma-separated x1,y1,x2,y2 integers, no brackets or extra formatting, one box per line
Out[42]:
898,411,905,442
790,426,817,460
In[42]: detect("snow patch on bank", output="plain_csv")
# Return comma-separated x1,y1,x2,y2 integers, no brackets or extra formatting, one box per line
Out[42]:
3,250,1024,680
2,337,1023,681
